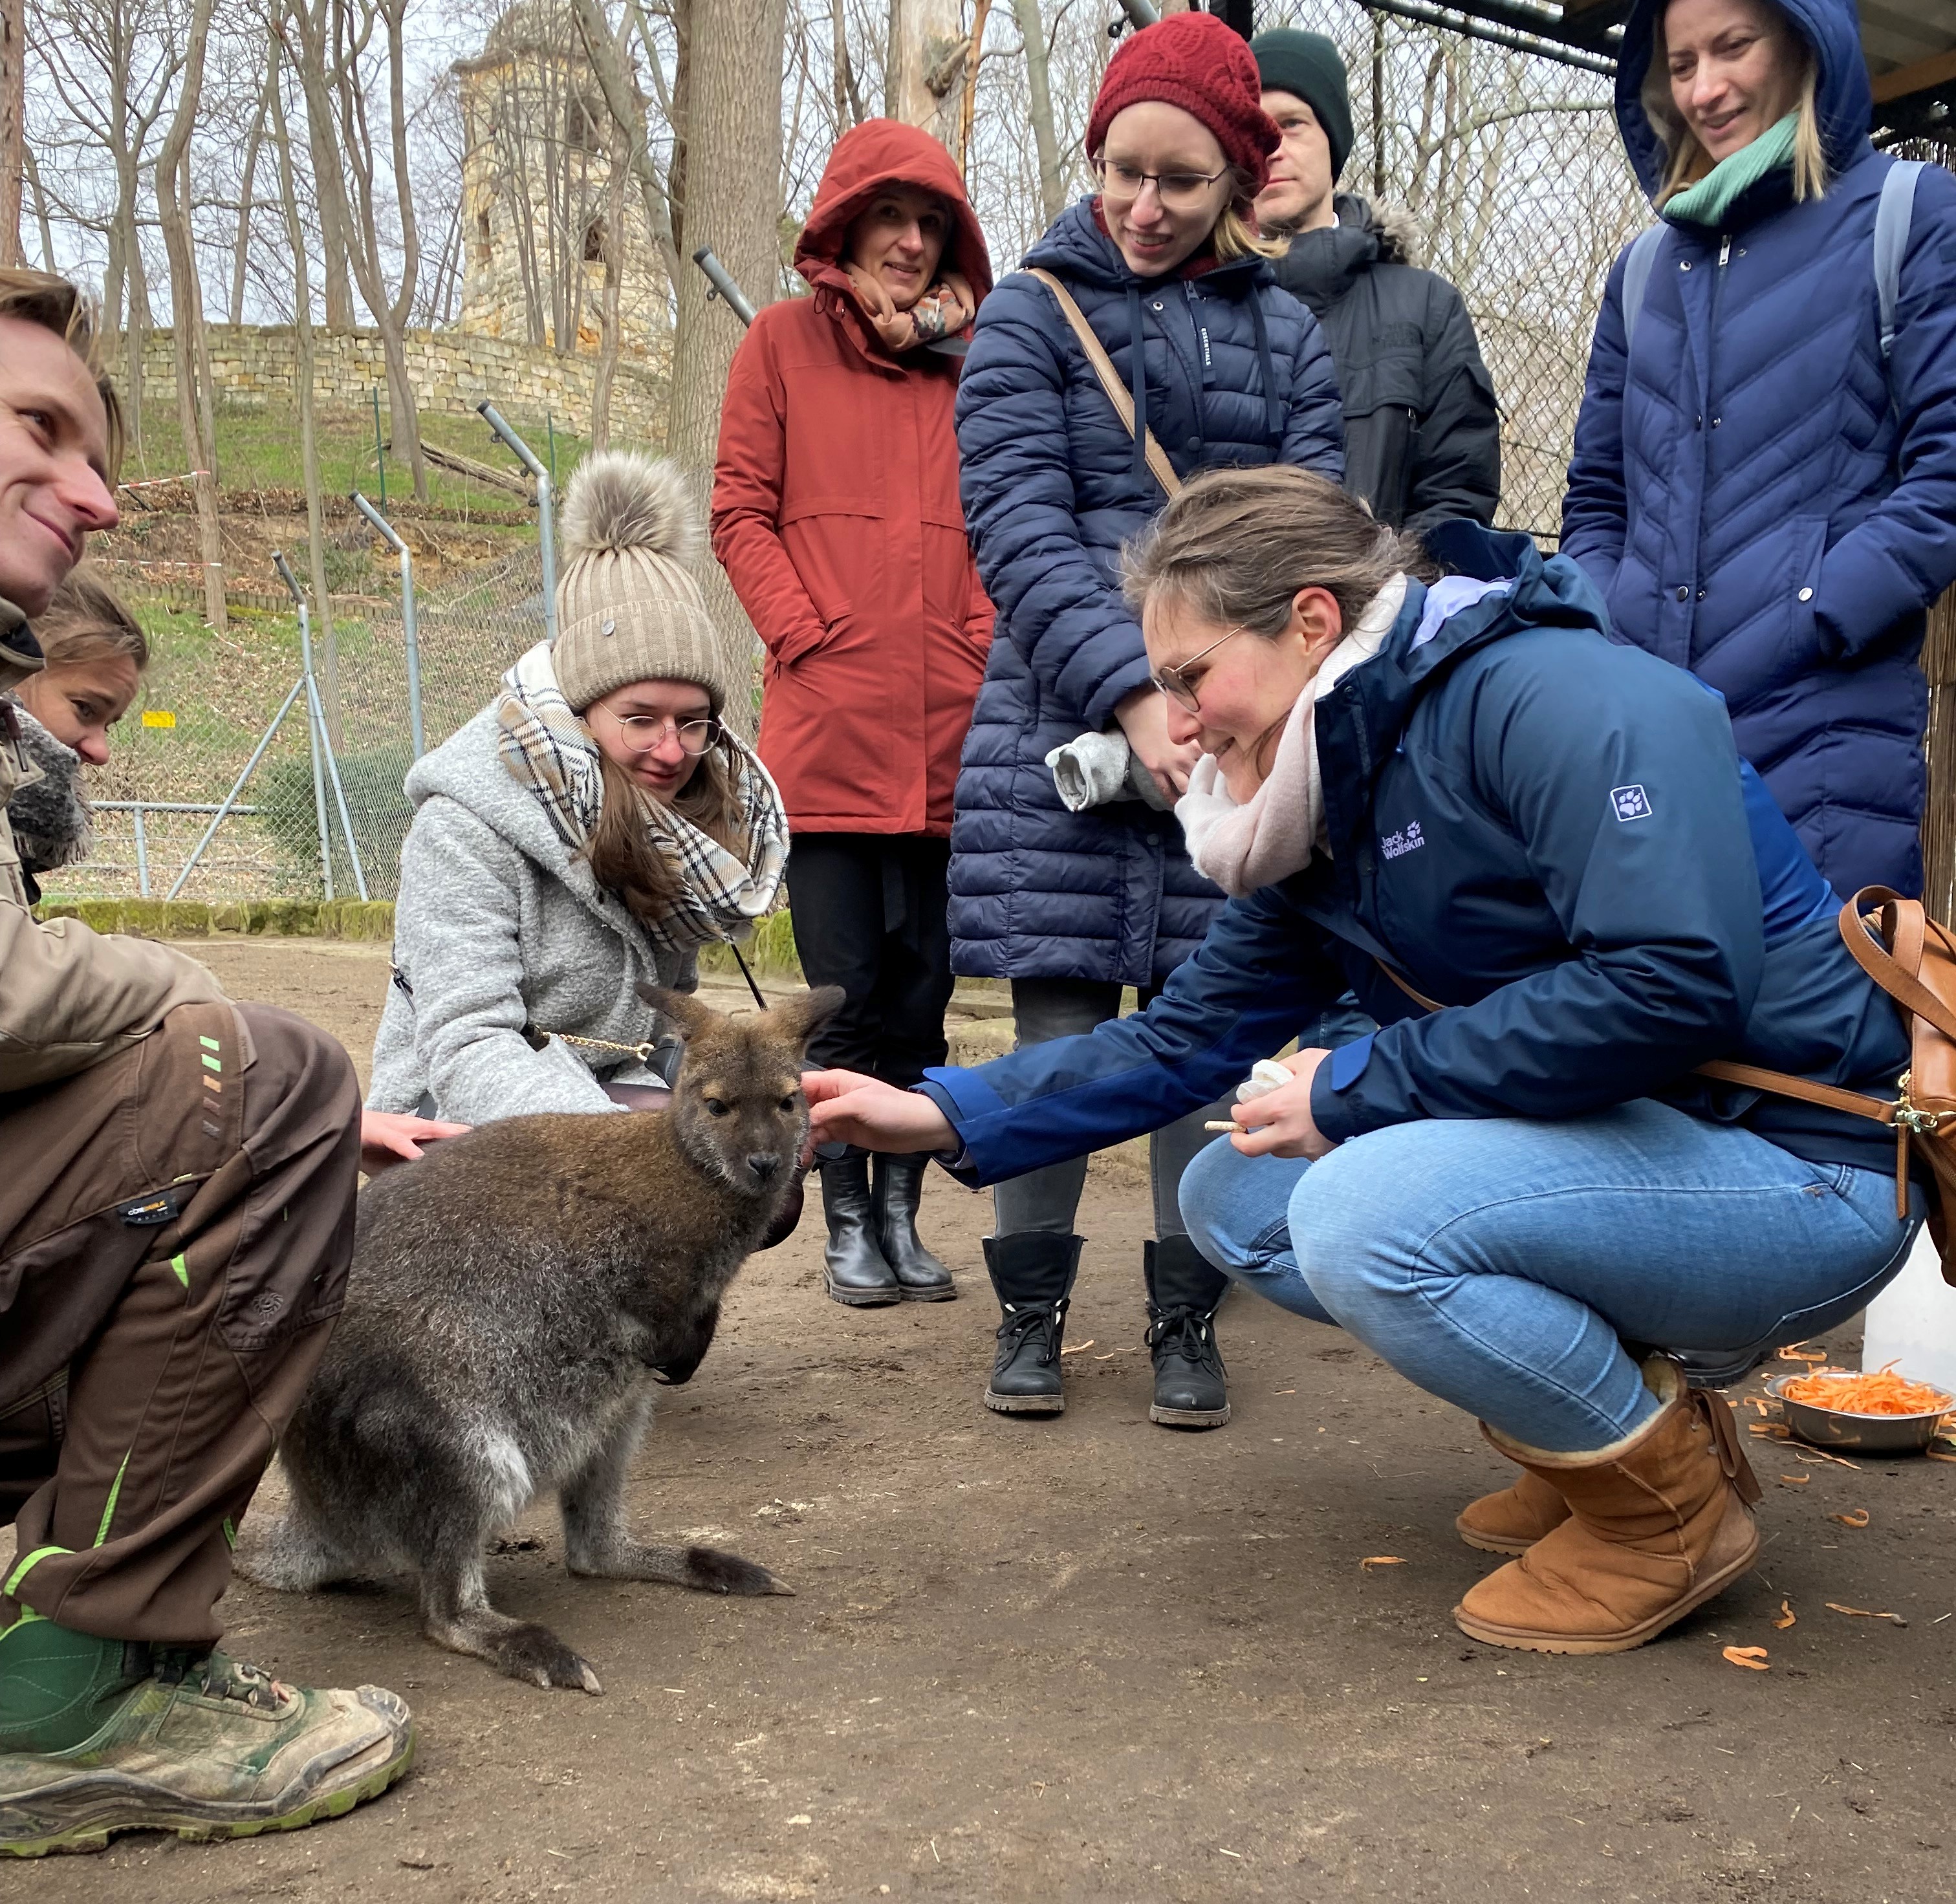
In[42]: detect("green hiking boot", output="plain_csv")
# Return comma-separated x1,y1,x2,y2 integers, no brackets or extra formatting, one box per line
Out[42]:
0,1615,413,1856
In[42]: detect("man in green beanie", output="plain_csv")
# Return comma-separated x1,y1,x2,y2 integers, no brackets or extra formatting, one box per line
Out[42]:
1250,27,1501,535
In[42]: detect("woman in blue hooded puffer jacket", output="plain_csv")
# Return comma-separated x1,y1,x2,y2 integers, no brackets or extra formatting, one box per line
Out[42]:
950,12,1344,1433
1563,0,1956,903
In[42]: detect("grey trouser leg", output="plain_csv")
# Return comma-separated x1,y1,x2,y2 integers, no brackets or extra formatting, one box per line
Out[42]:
990,977,1226,1242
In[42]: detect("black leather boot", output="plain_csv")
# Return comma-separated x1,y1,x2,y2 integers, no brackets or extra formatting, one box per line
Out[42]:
1143,1236,1231,1429
818,1152,901,1306
981,1233,1081,1416
872,1154,956,1301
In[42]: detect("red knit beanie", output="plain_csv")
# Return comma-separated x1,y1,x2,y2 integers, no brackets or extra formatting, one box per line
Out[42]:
1085,12,1280,195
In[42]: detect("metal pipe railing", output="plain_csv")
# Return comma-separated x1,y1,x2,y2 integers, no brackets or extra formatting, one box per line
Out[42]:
477,403,558,647
274,550,369,903
692,246,758,327
351,491,426,759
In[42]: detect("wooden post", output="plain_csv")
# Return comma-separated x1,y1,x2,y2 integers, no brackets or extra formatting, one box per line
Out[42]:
1924,586,1956,927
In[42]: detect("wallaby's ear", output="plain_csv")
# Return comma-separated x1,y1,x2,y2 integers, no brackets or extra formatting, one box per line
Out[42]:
636,982,722,1043
768,984,845,1053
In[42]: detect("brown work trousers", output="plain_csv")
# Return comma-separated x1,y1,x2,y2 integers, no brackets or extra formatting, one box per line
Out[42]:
0,1001,359,1647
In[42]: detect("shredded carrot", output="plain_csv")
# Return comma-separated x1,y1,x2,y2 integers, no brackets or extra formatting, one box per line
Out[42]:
1826,1602,1907,1626
1360,1555,1406,1572
1780,1367,1953,1416
1777,1473,1810,1486
1777,1345,1829,1364
1831,1509,1871,1528
1721,1645,1770,1670
1773,1601,1798,1630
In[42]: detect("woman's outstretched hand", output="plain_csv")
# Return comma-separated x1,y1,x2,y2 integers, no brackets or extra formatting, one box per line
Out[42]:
360,1109,472,1175
804,1070,957,1157
1223,1049,1336,1160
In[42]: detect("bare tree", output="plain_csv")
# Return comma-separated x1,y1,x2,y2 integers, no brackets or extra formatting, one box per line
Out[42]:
266,34,342,742
153,0,224,627
1,0,25,265
1012,0,1063,224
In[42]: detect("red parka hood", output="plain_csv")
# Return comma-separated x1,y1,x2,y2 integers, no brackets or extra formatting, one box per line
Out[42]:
794,119,994,308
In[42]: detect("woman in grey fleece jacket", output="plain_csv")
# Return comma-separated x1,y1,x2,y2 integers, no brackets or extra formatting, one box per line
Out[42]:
369,453,787,1126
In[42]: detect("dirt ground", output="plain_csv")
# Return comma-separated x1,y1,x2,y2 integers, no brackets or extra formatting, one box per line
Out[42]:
19,939,1956,1904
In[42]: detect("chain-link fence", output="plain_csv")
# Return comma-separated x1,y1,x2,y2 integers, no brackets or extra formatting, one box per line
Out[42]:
53,541,547,905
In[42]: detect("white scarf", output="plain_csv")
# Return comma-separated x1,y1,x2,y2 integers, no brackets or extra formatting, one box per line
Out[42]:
1175,574,1408,898
495,640,788,953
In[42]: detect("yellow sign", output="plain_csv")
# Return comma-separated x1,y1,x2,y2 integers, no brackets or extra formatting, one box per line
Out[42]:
141,710,177,729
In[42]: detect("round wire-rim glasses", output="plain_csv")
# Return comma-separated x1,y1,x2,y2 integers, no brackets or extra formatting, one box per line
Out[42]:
1091,156,1232,213
1148,623,1246,714
609,713,724,756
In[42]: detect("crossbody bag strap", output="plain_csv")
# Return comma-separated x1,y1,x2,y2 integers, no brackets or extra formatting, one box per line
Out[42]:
1027,268,1184,500
1840,886,1956,1044
1370,957,1898,1127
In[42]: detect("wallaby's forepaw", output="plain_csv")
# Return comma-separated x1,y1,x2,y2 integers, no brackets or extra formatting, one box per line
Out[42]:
687,1544,794,1597
490,1620,605,1694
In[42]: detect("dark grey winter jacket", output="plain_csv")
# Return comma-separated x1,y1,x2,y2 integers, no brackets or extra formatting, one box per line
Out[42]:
1271,196,1500,534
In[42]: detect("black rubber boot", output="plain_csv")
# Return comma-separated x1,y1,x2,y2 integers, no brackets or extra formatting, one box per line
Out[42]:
872,1154,956,1301
981,1233,1082,1416
1144,1236,1232,1429
818,1152,902,1306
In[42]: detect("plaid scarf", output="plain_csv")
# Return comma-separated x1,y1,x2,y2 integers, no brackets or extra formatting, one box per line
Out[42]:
495,641,787,954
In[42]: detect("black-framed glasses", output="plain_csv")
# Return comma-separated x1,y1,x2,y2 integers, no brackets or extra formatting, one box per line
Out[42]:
1148,623,1244,713
608,712,724,755
1092,157,1231,212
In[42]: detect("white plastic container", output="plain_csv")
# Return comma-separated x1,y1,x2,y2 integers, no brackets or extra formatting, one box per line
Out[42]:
1860,1226,1956,1394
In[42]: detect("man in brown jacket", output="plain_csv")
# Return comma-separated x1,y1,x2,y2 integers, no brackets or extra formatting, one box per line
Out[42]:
0,272,415,1857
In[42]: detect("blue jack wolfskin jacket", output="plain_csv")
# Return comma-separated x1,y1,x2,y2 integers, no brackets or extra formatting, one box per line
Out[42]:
917,526,1909,1187
1561,0,1956,902
949,198,1345,988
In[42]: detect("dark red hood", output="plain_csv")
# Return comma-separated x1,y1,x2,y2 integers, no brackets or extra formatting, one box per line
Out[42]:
794,119,994,308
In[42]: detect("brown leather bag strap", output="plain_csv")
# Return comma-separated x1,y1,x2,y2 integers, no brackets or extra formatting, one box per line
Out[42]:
1372,958,1897,1125
1027,268,1184,501
1840,887,1956,1044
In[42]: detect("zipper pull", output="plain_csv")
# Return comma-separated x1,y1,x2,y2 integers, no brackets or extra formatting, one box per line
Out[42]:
1718,235,1732,269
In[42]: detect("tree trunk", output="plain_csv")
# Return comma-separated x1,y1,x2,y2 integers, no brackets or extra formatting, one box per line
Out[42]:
887,0,962,146
591,116,628,449
665,0,785,738
232,42,279,325
0,0,25,268
1013,0,1064,224
575,0,683,288
154,0,225,630
269,41,340,750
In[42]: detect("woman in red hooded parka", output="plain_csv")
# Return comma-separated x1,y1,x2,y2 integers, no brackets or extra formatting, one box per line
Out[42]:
712,120,994,1310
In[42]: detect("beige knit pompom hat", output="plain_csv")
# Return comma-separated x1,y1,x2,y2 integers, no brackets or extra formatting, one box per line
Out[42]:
551,451,744,716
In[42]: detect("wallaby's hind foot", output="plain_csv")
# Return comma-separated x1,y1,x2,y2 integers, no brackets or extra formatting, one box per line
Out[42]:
564,1534,792,1596
420,1560,604,1694
231,1504,365,1594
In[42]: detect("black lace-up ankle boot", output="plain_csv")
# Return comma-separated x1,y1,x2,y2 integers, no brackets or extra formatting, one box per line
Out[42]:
981,1233,1083,1415
1143,1236,1231,1428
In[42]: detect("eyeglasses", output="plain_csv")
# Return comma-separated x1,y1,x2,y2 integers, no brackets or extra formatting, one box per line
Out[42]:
606,711,724,755
1092,157,1232,213
1148,624,1244,713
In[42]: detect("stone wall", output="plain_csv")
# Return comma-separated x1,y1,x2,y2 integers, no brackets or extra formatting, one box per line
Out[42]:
138,324,669,445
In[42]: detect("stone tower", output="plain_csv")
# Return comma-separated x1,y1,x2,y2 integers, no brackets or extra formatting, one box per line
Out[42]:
455,0,670,364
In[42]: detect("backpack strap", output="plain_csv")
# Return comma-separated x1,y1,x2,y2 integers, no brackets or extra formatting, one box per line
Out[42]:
1027,267,1183,499
1874,159,1924,364
1619,224,1668,360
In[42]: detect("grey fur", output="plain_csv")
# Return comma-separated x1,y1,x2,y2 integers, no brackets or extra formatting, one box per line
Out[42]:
560,451,702,569
239,982,843,1694
4,702,92,877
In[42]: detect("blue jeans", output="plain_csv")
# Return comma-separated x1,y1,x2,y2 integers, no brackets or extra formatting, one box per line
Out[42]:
1178,1099,1923,1453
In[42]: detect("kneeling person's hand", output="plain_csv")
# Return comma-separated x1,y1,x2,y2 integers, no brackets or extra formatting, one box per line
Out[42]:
1226,1048,1336,1160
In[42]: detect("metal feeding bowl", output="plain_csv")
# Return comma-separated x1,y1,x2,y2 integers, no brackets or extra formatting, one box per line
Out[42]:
1765,1371,1953,1453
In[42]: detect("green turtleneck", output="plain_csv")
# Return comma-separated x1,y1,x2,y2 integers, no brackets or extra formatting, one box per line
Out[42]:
1661,113,1798,227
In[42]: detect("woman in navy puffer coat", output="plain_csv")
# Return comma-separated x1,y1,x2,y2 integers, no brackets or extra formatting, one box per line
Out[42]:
950,12,1344,1433
1563,0,1956,902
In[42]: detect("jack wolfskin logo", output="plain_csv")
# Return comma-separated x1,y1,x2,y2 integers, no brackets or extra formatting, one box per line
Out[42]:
1611,784,1653,823
1380,820,1425,860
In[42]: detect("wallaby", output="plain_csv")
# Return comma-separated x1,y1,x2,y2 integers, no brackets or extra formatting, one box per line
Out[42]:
237,981,843,1694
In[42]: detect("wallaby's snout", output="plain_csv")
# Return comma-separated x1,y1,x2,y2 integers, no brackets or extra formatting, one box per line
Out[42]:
746,1151,782,1184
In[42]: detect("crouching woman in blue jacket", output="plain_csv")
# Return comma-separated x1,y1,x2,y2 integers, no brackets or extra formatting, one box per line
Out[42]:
807,466,1924,1656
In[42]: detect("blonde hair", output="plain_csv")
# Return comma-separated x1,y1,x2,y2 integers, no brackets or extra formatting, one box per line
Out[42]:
0,268,124,481
581,746,746,927
1122,464,1437,635
1212,175,1287,263
1644,5,1827,206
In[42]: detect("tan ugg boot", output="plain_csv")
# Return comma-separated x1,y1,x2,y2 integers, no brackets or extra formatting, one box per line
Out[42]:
1453,1360,1761,1655
1454,1471,1570,1555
